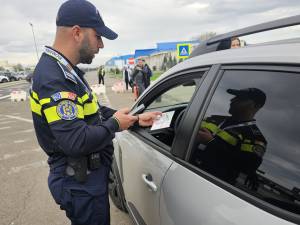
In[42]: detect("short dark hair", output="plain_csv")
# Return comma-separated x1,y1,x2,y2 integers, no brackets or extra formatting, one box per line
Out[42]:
231,37,241,45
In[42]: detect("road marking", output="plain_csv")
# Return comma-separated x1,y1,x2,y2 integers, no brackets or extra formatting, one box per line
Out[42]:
0,94,10,100
0,126,11,130
0,121,16,125
16,128,34,133
8,160,47,175
5,115,33,123
14,140,26,143
0,148,40,161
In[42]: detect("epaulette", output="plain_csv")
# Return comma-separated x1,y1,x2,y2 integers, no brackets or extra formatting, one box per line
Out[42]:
57,61,77,84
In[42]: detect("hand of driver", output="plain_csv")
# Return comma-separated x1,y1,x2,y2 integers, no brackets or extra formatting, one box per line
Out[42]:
137,111,162,127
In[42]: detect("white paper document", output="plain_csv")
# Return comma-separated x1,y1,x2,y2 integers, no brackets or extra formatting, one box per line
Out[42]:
151,111,175,130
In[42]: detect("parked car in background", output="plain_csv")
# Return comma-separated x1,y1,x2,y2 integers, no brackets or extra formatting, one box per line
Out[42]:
14,71,29,80
109,15,300,225
0,71,18,81
0,75,9,83
25,72,34,83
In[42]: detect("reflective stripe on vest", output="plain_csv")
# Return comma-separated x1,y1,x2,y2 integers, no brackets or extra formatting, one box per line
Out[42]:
43,104,84,123
201,121,239,146
30,96,42,116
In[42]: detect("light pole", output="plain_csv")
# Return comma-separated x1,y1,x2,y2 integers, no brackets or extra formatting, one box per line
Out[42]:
29,22,39,61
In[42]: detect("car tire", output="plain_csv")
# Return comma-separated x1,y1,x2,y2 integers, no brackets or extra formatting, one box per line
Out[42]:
108,160,128,212
1,79,8,83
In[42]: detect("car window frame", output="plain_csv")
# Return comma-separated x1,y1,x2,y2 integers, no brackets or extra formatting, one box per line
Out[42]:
180,63,300,224
128,67,210,156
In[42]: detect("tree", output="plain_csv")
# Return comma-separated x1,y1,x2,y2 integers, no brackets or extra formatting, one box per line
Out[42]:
12,63,24,72
196,32,217,41
167,55,173,69
172,56,177,66
0,66,4,71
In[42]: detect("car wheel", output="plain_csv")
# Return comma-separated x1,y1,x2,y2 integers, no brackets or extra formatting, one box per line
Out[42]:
108,162,127,212
2,79,8,83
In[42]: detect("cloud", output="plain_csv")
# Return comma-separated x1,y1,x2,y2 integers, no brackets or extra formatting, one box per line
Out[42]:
0,0,299,66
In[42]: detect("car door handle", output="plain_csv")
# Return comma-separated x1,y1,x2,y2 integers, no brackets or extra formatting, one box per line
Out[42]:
142,174,157,192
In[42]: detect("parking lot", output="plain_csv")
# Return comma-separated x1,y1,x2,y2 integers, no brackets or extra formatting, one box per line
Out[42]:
0,72,133,225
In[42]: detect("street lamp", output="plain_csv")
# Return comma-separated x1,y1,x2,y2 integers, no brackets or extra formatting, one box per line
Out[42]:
29,22,39,61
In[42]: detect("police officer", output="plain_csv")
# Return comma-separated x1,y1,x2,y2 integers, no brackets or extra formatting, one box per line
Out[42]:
194,88,267,186
30,1,160,224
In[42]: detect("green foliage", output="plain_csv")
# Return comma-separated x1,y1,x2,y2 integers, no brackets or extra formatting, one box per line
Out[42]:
150,71,163,81
12,63,24,72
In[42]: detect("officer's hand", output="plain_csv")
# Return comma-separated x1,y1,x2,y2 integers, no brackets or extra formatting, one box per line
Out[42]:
113,109,138,131
137,111,162,127
119,107,130,114
198,128,213,144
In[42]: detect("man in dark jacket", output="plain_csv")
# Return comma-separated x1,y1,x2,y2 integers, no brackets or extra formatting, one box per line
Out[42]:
29,1,161,225
132,59,147,97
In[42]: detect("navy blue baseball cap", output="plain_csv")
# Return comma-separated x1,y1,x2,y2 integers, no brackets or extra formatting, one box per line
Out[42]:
56,0,118,40
227,88,266,107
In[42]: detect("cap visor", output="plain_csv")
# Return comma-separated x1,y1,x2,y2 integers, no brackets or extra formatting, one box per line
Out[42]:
95,25,118,40
227,89,239,95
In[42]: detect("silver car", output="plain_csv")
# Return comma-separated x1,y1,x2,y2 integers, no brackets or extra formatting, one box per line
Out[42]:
109,15,300,225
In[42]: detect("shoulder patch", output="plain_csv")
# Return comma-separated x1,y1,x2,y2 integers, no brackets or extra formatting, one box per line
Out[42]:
57,62,77,84
51,92,77,102
56,100,78,120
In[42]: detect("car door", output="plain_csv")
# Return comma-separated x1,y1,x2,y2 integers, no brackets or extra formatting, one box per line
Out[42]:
160,65,300,225
115,69,207,225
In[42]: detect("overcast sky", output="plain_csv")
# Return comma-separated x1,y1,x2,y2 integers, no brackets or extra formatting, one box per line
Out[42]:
0,0,300,67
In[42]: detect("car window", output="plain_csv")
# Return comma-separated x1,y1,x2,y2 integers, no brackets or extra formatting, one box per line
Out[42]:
190,69,300,215
147,81,196,110
138,72,204,148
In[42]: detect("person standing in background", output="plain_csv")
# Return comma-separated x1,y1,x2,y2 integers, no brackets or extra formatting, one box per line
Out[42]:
98,65,105,85
142,59,152,88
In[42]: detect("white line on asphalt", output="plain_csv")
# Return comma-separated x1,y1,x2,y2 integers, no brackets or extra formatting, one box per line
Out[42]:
0,121,16,125
5,115,33,123
14,140,26,143
0,94,10,100
0,126,11,130
8,160,47,175
17,129,34,133
0,148,40,161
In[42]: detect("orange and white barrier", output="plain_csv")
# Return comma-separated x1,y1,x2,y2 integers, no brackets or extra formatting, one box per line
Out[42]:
10,90,27,102
91,84,106,95
111,82,125,93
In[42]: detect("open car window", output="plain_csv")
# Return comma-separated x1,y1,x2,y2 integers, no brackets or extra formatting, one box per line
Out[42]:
147,81,197,110
135,71,205,148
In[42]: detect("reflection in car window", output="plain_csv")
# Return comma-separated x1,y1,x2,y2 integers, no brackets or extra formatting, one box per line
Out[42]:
191,70,300,215
147,81,196,109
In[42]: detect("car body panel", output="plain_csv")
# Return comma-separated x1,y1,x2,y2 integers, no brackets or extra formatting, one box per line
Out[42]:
115,130,173,225
160,163,295,225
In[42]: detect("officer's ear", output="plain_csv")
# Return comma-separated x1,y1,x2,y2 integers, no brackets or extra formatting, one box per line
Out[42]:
71,25,84,43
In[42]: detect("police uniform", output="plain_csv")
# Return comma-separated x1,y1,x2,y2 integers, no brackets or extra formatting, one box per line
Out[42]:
194,115,267,185
30,46,119,225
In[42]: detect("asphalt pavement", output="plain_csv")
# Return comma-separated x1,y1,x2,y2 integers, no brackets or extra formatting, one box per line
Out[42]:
0,71,134,225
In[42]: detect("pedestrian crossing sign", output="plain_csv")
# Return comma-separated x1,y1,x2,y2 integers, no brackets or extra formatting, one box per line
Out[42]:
177,43,191,58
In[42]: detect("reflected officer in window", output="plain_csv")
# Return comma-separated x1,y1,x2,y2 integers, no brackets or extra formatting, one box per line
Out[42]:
193,88,267,186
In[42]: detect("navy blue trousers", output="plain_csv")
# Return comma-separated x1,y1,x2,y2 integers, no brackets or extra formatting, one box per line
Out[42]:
48,164,110,225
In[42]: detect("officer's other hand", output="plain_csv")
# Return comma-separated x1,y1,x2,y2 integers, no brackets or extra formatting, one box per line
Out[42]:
113,110,138,131
198,128,213,144
138,111,162,127
119,107,130,114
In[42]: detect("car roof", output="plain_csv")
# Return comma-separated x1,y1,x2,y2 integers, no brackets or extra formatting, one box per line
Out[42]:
154,41,300,83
